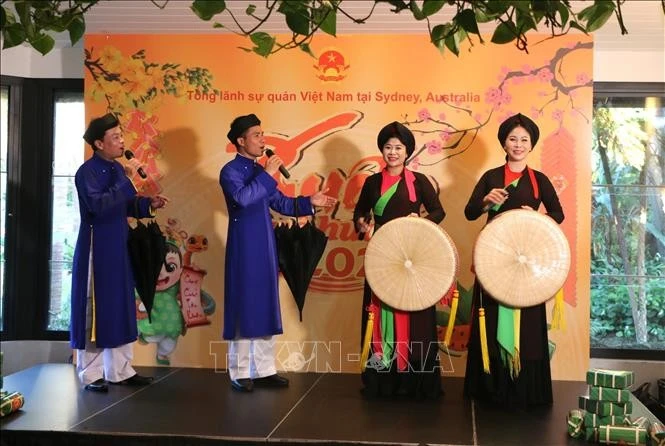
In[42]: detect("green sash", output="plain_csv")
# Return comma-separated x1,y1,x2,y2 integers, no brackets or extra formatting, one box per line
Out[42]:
494,176,522,377
373,180,400,366
373,181,399,217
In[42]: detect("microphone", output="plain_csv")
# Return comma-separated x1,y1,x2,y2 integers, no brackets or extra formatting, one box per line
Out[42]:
482,187,511,213
124,150,147,179
358,214,372,240
481,202,494,213
264,148,290,179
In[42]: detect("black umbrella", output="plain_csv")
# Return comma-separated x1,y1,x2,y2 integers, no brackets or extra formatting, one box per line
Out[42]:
274,217,328,321
127,219,166,323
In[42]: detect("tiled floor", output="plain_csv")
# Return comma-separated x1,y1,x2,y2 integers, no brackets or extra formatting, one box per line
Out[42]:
0,364,656,445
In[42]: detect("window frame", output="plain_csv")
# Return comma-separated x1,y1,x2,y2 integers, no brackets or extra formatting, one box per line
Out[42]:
590,81,665,361
1,75,83,341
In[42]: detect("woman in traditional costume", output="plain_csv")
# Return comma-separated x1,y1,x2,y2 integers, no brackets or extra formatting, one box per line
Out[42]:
354,121,445,399
463,113,564,407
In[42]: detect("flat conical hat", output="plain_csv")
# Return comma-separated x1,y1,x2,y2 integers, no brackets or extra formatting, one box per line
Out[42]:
364,217,458,311
473,209,570,308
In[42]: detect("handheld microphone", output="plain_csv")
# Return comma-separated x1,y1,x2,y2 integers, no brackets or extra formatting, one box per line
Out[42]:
482,187,511,213
264,148,290,179
124,150,147,179
358,214,372,240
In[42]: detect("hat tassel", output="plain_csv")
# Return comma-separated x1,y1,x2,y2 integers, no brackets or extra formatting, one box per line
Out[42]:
512,309,521,379
443,288,459,348
550,288,566,331
360,311,374,372
478,307,490,374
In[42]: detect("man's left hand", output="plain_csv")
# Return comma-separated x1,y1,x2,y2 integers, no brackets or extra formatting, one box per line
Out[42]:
310,188,337,208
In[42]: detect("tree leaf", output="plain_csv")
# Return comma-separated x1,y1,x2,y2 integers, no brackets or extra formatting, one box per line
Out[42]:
456,27,468,45
444,33,459,56
30,32,55,55
485,0,509,15
577,4,596,21
376,0,410,13
213,22,224,28
430,23,449,52
190,0,226,21
246,4,256,15
511,0,530,14
278,2,310,36
475,7,496,24
313,4,336,36
299,42,315,57
516,9,536,32
409,1,426,21
45,16,68,33
422,0,445,17
557,2,570,27
0,6,16,29
249,31,275,57
532,8,545,24
491,21,517,44
2,22,27,49
321,6,337,36
445,27,468,56
569,20,588,34
68,15,85,45
285,11,310,35
455,8,479,35
14,0,35,39
585,2,615,33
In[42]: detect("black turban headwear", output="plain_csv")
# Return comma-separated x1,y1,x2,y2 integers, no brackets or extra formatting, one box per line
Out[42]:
83,113,120,147
497,113,540,148
377,121,415,158
227,114,261,145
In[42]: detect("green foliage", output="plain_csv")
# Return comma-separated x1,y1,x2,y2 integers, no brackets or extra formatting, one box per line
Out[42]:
2,0,653,57
190,0,226,21
590,256,665,346
1,0,93,55
48,290,71,331
591,99,665,350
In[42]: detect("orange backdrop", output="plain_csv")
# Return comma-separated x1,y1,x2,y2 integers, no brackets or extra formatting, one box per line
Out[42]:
84,33,592,380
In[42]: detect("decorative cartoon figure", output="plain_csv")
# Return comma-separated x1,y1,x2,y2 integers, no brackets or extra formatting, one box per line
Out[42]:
137,241,185,365
136,225,217,365
184,234,208,268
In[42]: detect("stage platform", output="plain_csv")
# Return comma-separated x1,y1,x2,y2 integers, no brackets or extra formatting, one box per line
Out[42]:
0,363,658,445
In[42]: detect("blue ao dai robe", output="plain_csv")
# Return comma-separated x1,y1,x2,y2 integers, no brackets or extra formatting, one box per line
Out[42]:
70,153,153,349
219,154,313,340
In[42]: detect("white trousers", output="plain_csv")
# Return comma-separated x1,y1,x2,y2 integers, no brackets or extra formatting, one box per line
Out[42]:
227,337,276,380
76,250,136,385
76,342,136,385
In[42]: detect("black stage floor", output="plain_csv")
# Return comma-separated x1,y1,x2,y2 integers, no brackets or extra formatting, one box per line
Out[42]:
0,364,657,446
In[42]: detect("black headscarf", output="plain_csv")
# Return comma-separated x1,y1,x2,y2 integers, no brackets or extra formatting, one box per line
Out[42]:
83,113,120,148
377,121,415,158
227,114,261,146
497,113,540,148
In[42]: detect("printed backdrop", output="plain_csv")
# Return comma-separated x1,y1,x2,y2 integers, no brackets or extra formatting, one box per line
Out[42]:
84,33,592,380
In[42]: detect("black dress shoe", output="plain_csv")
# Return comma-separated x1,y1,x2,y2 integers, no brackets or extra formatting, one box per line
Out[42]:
253,374,289,388
231,378,254,392
84,378,109,393
110,374,154,386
